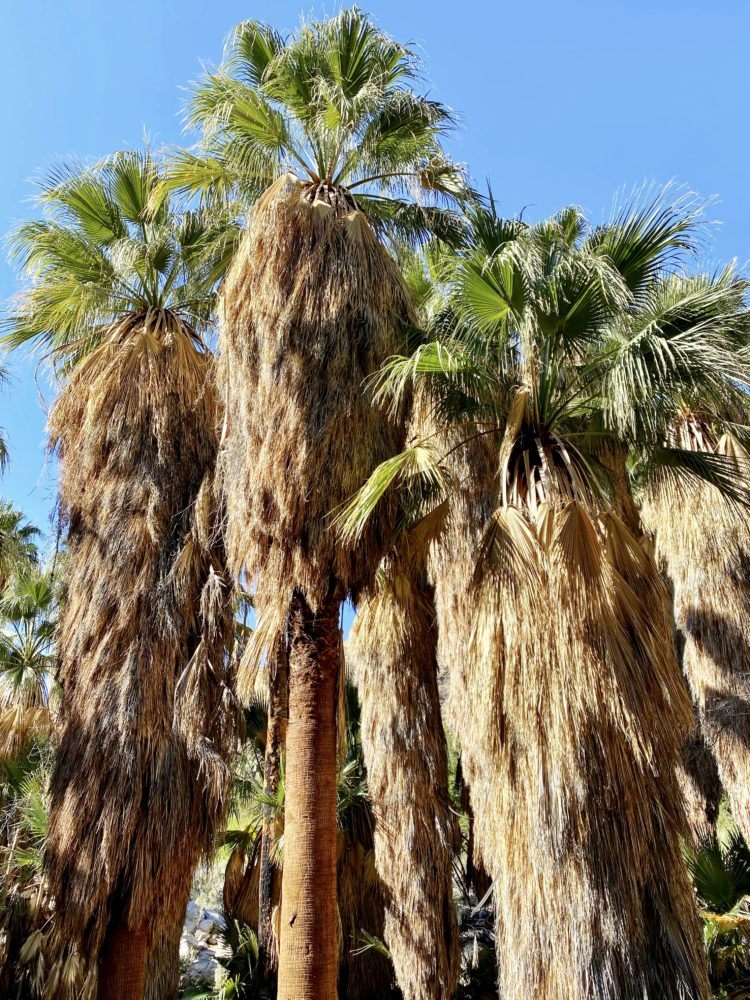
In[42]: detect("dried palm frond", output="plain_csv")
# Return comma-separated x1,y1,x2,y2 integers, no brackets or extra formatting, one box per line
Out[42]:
677,721,722,844
218,172,411,624
643,425,750,844
349,520,460,1000
43,310,236,978
429,431,500,823
465,495,707,999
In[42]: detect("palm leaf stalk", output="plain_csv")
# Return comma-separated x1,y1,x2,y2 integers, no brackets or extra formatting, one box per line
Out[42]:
2,150,238,999
348,512,460,1000
210,11,462,996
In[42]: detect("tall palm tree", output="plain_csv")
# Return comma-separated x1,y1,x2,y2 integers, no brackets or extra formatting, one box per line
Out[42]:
3,149,238,999
180,11,465,997
341,191,747,998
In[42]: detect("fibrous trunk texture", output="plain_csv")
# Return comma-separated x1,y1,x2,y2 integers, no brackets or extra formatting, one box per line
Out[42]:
44,313,235,990
349,541,460,1000
642,432,750,844
277,591,340,1000
98,911,148,1000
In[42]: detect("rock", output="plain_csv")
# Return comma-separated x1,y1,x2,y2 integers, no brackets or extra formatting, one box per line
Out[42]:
183,900,201,935
182,949,224,988
202,908,226,931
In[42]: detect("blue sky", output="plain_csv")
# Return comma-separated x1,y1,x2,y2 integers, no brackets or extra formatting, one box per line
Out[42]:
2,0,749,545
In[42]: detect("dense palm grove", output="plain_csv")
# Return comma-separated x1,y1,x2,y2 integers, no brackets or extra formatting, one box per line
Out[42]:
1,8,750,999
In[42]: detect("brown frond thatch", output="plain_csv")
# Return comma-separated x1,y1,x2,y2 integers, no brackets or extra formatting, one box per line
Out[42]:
677,721,722,844
430,431,499,817
433,410,708,999
464,500,707,999
218,172,411,622
43,311,236,983
349,529,460,1000
643,429,750,843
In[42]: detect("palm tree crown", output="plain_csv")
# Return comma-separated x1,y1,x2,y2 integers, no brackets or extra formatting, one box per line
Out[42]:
4,148,237,370
168,7,466,242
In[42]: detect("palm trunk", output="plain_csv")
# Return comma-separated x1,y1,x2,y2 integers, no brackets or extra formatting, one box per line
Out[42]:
98,908,148,1000
277,589,340,1000
259,632,289,978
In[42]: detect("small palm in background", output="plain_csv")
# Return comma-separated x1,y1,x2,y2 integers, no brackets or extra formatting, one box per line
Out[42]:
0,571,57,762
0,504,39,591
685,810,750,998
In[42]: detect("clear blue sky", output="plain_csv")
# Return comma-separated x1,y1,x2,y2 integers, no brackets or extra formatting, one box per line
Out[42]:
2,0,749,544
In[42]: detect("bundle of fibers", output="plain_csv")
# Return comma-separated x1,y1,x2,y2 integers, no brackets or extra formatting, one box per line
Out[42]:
349,522,460,1000
642,430,750,844
466,498,708,999
218,172,411,616
43,311,236,985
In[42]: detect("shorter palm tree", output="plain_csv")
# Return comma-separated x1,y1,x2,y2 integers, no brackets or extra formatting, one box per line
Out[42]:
0,747,61,1000
3,148,239,998
0,570,57,763
685,817,750,995
339,191,747,998
0,504,39,590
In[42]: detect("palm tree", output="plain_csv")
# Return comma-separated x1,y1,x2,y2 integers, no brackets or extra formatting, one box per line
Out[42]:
0,503,39,590
340,191,747,998
3,149,238,999
180,11,465,997
0,568,61,999
0,570,56,764
0,747,60,999
684,817,750,994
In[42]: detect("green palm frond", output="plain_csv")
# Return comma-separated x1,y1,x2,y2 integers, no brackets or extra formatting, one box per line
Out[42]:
166,8,468,243
335,442,451,543
3,148,239,371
